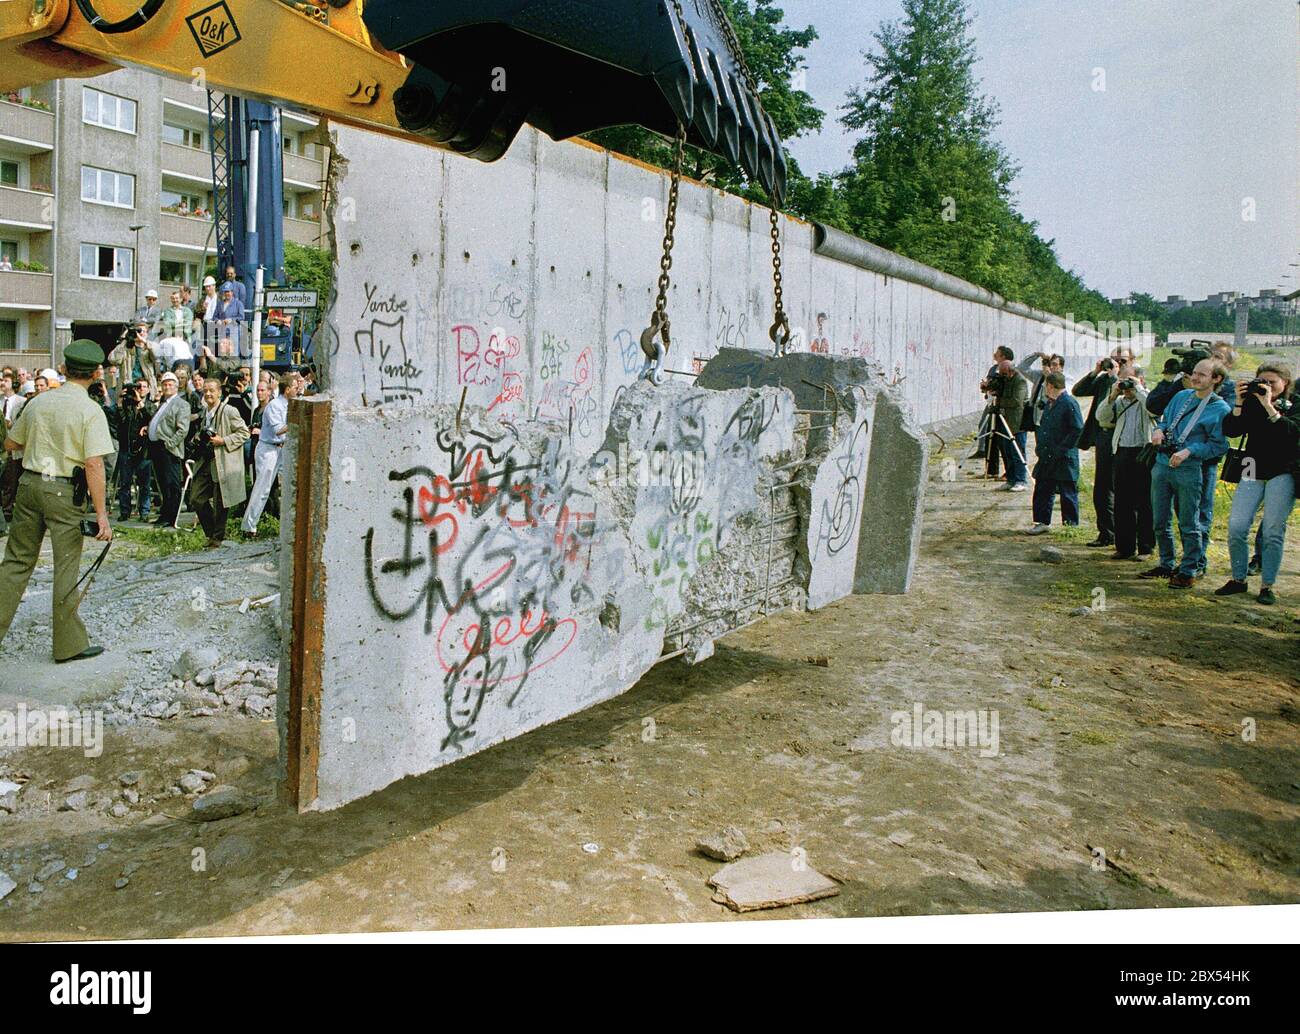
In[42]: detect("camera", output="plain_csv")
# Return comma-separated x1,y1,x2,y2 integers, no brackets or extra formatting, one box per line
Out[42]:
1247,379,1270,398
1099,358,1117,373
79,518,100,537
1118,378,1137,393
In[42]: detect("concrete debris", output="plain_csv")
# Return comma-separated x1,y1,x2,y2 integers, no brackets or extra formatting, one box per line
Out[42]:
707,852,841,912
171,647,220,681
1038,547,1066,564
0,780,21,796
190,786,255,822
114,878,129,890
179,772,207,794
35,859,66,882
118,771,142,787
1070,607,1093,617
696,826,750,862
581,843,600,854
888,830,914,847
109,803,129,819
0,871,15,901
804,656,831,667
60,791,92,812
0,793,16,815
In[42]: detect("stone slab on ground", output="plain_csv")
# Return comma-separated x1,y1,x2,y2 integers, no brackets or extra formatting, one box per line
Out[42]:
707,851,841,912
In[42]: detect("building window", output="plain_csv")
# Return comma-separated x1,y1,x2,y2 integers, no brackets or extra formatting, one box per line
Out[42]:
80,243,133,281
0,160,17,187
0,240,16,264
160,188,205,214
159,259,200,285
81,165,135,208
0,320,17,350
162,122,205,149
82,87,137,134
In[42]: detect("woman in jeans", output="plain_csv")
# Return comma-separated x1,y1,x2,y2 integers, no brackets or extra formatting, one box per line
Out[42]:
1215,362,1298,605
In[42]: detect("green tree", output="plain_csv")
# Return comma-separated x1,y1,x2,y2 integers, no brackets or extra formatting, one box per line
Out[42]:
583,0,833,221
838,0,1118,321
283,240,332,314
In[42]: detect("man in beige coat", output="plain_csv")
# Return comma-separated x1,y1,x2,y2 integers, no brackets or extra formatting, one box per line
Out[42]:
189,378,249,547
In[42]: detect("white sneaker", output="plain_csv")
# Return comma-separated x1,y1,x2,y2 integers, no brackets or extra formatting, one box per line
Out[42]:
1009,483,1027,493
1027,523,1051,535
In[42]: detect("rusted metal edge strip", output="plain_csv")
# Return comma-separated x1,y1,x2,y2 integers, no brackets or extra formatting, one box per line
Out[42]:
285,397,332,812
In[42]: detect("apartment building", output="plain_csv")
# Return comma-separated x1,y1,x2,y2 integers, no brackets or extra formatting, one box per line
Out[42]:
0,67,327,368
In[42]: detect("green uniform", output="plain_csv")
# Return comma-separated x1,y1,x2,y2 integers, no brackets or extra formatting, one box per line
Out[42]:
0,378,114,660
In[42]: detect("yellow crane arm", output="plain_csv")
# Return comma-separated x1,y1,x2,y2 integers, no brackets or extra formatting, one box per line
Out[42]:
1,0,420,147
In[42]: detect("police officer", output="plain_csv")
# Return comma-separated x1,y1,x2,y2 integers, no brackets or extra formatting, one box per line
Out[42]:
0,340,115,663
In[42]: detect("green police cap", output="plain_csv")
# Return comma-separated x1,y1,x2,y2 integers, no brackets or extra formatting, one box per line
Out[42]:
64,339,106,369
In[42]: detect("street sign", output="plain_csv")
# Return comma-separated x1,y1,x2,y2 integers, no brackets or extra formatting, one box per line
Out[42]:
265,289,318,309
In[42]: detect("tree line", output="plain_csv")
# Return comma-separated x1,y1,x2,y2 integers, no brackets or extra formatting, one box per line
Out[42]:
586,0,1244,333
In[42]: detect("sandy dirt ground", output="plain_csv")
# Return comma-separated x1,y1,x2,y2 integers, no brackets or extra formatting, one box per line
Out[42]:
1,438,1297,938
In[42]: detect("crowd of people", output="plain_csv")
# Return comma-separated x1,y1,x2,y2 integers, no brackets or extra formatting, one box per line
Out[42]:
114,263,254,379
976,341,1298,605
0,355,311,547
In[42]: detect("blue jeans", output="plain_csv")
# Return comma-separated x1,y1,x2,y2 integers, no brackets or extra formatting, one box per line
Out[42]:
1151,460,1204,576
1229,474,1295,585
117,450,153,520
1196,462,1218,572
1001,430,1028,486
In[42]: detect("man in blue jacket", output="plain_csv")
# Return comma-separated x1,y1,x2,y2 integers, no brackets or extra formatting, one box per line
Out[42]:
1140,359,1231,588
1027,372,1084,534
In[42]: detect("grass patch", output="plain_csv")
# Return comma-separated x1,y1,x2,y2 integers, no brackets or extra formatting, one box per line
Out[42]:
1026,696,1051,712
1072,729,1115,746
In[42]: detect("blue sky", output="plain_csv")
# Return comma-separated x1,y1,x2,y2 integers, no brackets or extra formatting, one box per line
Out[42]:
777,0,1298,302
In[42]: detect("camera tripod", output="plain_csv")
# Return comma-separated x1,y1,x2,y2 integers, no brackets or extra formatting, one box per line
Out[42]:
970,405,1027,473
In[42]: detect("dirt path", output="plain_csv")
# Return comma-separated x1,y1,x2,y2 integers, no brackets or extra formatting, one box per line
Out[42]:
2,440,1296,937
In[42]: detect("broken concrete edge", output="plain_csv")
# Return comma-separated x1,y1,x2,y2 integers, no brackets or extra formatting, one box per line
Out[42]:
697,349,929,598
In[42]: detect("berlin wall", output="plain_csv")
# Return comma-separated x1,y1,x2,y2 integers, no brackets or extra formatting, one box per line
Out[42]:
277,125,1114,812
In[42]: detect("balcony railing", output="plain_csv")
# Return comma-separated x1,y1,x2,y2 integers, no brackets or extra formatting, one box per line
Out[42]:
159,211,215,251
161,139,214,183
0,98,56,150
283,150,323,188
284,217,322,247
0,268,54,310
0,185,54,229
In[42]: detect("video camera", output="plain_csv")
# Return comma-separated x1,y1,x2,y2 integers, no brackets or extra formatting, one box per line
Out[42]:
1170,344,1211,377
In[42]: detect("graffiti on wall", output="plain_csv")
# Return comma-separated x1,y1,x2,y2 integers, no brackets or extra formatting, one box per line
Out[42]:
363,424,603,751
354,284,426,403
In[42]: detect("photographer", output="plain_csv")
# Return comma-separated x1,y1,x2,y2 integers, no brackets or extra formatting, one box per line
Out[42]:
107,322,158,396
1073,347,1135,548
1142,359,1230,588
1214,363,1298,605
1145,358,1185,418
115,380,155,522
976,346,1015,478
190,377,250,549
992,354,1030,491
1097,360,1155,561
0,340,114,663
1027,372,1083,534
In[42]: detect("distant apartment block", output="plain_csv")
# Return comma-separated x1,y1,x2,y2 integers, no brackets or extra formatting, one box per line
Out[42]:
1,68,327,366
1158,289,1292,314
